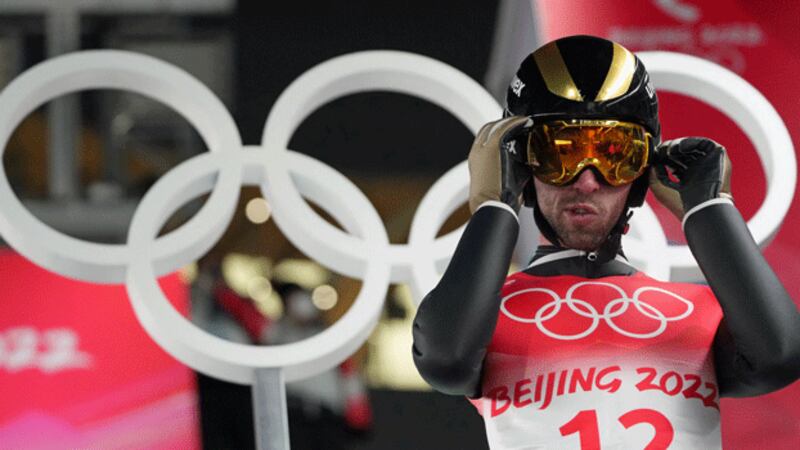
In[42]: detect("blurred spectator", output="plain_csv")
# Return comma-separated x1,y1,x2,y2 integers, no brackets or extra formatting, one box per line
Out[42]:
193,264,372,449
265,283,373,449
191,261,255,450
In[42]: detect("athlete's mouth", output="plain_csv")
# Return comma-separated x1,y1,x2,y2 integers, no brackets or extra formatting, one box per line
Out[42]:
564,203,598,216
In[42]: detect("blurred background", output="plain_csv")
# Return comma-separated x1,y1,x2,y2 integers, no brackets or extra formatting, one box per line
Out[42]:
0,0,798,449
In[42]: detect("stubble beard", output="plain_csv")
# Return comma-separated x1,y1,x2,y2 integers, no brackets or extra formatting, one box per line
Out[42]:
554,220,611,251
548,197,626,251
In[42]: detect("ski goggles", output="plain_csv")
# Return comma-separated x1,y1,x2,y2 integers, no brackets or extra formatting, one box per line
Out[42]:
526,119,652,186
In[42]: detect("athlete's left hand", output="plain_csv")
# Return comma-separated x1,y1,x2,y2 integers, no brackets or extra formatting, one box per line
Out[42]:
649,137,733,220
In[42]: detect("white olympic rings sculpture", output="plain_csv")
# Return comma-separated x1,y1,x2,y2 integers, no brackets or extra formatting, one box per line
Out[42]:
0,49,793,384
500,281,694,340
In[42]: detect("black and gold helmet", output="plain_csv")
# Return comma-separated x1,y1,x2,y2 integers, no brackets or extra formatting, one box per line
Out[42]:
507,35,659,146
507,35,661,258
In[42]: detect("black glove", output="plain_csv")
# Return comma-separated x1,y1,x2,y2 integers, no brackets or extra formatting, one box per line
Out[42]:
467,116,533,213
649,137,733,220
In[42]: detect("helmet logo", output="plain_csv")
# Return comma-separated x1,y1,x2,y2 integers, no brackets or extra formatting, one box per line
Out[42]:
510,75,526,97
645,79,656,99
504,140,518,155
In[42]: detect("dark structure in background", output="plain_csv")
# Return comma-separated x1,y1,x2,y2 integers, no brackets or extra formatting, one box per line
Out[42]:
236,1,496,175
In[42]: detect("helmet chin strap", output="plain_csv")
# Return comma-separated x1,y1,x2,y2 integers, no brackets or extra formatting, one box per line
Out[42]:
594,209,633,263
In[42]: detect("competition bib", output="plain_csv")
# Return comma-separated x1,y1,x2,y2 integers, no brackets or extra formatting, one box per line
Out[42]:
470,273,723,449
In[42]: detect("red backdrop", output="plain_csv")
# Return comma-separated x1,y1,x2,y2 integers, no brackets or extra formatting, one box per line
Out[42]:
535,0,800,447
0,249,199,449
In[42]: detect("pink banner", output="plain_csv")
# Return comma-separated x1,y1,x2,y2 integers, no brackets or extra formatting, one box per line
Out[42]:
535,0,800,447
0,249,200,449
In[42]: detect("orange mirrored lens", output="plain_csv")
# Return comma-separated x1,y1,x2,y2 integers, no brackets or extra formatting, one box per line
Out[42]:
527,120,649,186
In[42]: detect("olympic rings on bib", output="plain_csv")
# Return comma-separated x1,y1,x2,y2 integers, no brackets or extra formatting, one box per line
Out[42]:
0,49,793,384
500,281,694,340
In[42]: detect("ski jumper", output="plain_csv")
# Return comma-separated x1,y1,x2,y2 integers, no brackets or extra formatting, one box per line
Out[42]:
413,203,800,449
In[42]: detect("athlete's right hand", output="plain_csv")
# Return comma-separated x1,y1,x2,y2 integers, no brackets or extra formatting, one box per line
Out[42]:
467,116,533,213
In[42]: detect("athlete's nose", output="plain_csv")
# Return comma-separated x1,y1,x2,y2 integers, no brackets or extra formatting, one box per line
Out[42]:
572,168,601,194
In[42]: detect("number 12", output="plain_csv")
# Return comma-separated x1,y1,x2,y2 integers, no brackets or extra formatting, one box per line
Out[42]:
559,409,674,449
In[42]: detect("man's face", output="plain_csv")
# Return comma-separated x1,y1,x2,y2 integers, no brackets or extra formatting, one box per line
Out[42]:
534,168,631,251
